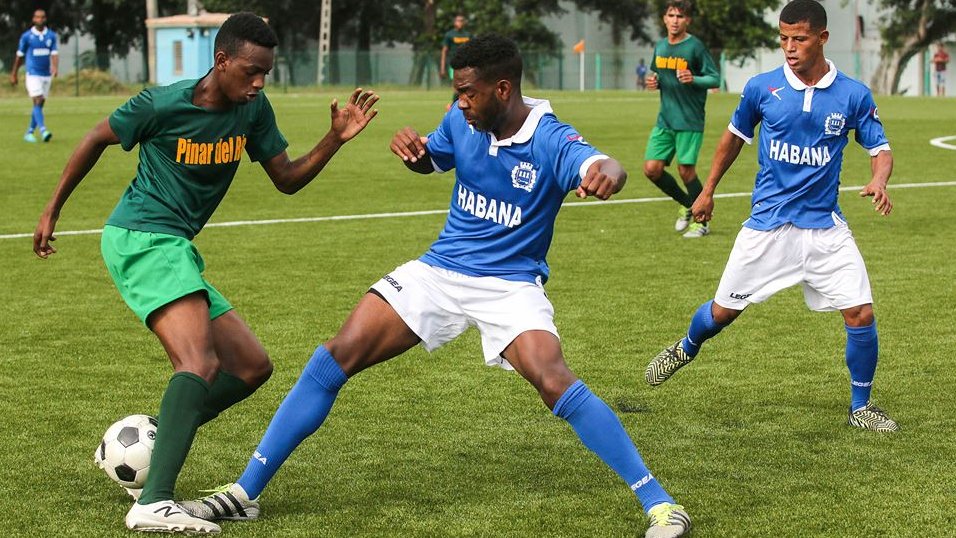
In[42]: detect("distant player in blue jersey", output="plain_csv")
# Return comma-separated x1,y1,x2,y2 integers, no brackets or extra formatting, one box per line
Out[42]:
10,9,58,143
182,34,692,538
645,0,898,432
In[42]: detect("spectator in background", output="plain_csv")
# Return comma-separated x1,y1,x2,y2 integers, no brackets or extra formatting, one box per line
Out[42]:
637,58,648,89
440,14,473,105
932,43,950,97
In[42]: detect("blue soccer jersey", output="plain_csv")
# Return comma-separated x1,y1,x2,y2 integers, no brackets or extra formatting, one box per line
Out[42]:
728,60,890,230
420,98,608,284
17,27,58,76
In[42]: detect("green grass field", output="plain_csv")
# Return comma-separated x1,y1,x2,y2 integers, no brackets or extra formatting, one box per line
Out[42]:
1,88,955,537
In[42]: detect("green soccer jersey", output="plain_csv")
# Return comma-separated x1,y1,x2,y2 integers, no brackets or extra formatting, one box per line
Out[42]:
106,77,288,239
442,29,473,59
651,34,720,132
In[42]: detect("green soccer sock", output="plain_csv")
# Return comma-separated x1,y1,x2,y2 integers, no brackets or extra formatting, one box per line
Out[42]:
653,170,691,207
198,371,257,427
685,176,703,206
138,371,210,505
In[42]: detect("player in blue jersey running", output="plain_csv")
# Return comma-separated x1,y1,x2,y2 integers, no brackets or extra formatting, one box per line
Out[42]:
10,9,58,143
182,34,691,538
645,0,898,432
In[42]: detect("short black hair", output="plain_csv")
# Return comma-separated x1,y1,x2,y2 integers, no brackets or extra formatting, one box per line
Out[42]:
665,0,694,17
215,12,278,56
449,33,522,84
780,0,827,31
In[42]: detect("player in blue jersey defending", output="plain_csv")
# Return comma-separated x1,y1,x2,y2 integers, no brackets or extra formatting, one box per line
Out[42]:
182,34,691,538
10,9,58,143
645,0,898,432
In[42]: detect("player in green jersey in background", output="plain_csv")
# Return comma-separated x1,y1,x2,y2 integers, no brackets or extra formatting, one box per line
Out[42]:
644,0,720,238
33,12,378,534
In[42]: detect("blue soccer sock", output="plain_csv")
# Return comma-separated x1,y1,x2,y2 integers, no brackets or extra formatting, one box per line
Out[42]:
845,321,878,411
553,380,674,512
682,300,729,357
32,104,45,132
28,108,37,133
237,345,347,499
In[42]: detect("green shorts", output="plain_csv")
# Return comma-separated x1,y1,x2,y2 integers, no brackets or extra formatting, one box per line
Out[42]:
644,126,704,165
101,225,232,325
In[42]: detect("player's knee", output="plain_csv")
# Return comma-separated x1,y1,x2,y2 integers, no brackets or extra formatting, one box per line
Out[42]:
248,356,274,388
535,368,578,410
178,354,222,382
323,335,364,375
843,304,874,327
677,166,697,182
643,163,663,181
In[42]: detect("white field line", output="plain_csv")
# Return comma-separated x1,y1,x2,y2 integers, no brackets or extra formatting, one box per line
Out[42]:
4,180,956,241
929,136,956,150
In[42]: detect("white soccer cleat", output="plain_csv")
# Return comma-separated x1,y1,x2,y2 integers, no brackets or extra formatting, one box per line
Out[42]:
848,401,899,432
675,206,692,232
682,222,709,238
125,500,221,534
646,502,691,538
180,483,260,521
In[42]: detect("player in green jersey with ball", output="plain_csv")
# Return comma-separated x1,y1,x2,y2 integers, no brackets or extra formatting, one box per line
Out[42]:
33,12,378,534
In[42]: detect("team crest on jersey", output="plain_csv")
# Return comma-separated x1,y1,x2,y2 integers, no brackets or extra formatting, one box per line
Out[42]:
824,112,846,136
511,161,538,192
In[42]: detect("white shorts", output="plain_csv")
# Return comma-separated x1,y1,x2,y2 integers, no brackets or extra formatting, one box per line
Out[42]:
369,260,559,369
714,215,873,312
25,75,52,98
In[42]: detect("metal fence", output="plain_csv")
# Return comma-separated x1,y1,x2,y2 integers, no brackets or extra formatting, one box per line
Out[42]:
19,46,942,96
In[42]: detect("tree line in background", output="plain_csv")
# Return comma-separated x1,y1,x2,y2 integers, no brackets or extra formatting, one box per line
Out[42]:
1,0,954,94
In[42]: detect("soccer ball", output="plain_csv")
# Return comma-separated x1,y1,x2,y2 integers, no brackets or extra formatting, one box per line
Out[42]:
94,414,157,489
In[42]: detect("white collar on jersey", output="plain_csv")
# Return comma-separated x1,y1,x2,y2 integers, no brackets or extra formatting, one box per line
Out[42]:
30,27,49,38
488,97,552,151
783,58,837,90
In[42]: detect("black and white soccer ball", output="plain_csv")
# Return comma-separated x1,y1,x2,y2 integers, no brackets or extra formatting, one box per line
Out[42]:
94,414,157,489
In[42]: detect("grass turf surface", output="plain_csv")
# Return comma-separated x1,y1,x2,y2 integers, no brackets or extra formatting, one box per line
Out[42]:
1,88,954,537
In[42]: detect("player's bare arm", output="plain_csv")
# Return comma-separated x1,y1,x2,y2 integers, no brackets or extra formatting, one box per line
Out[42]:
576,158,627,200
693,130,746,222
10,56,22,85
34,118,121,258
262,88,379,194
389,127,433,174
860,150,893,216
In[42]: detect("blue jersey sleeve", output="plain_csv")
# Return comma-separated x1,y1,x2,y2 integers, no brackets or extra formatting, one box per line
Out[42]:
853,89,888,152
17,32,28,55
545,121,603,192
729,78,763,142
49,32,58,53
425,111,456,173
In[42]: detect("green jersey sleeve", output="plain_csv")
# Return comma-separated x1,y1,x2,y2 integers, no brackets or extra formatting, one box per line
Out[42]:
245,93,289,162
692,42,721,90
109,89,158,151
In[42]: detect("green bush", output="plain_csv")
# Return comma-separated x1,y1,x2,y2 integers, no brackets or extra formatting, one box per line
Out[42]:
0,68,133,97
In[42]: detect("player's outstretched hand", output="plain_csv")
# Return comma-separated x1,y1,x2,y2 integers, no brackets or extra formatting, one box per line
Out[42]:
691,193,715,223
860,181,892,216
576,159,625,200
9,72,17,86
390,127,428,163
33,211,58,259
330,88,379,143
